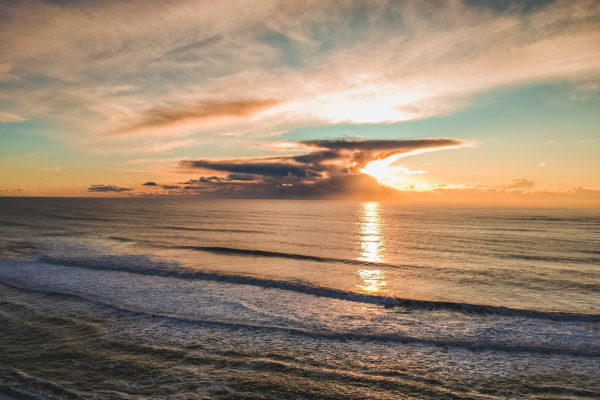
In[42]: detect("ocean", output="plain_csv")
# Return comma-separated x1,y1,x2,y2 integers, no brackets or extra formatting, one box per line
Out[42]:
0,197,599,399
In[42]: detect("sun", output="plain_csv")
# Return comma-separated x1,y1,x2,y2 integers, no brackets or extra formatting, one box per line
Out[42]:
361,153,426,188
361,157,400,185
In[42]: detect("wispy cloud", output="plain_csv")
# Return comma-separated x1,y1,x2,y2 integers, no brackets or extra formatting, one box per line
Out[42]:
110,99,280,136
1,0,598,150
0,111,26,122
38,166,63,171
126,157,184,165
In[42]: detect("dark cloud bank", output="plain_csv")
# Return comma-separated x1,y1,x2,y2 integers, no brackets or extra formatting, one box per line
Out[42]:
88,184,132,193
173,138,466,199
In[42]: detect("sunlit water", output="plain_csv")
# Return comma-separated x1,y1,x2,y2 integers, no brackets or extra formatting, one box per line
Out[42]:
0,197,599,399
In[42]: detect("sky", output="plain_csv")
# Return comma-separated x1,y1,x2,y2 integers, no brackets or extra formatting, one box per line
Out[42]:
0,0,599,204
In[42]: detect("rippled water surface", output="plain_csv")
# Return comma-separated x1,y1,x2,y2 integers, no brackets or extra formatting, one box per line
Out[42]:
1,197,599,399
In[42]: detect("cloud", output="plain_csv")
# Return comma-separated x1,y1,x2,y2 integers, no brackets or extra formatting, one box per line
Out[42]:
1,0,599,152
500,178,536,190
426,183,600,206
183,159,312,178
0,111,26,122
227,173,255,181
38,166,63,171
182,138,467,175
126,157,183,165
88,184,132,192
110,99,280,136
141,181,181,190
178,137,468,197
303,138,468,166
130,139,199,153
179,173,397,199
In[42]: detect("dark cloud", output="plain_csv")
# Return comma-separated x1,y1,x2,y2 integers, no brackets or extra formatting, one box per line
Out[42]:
182,176,223,184
180,174,397,200
88,184,132,192
182,160,314,178
111,98,280,135
141,181,180,190
227,173,255,181
178,138,468,198
304,138,462,151
303,138,466,166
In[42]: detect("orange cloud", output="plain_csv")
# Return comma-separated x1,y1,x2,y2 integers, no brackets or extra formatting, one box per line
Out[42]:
109,99,281,136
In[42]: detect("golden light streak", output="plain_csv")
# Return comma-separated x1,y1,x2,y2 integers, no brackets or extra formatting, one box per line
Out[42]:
356,202,387,294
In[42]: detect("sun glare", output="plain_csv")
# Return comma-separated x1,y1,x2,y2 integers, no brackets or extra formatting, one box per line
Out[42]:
361,145,465,189
361,153,425,188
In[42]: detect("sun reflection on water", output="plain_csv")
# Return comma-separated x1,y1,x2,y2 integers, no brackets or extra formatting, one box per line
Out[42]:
357,269,386,294
356,202,387,294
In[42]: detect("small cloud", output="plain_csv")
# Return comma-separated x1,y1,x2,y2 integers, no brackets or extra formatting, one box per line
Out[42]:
161,185,180,190
126,157,183,165
38,166,63,171
570,82,600,101
537,161,547,167
501,178,535,190
0,111,26,122
570,186,600,196
578,138,599,144
142,181,158,186
182,176,224,184
88,184,133,192
133,139,198,153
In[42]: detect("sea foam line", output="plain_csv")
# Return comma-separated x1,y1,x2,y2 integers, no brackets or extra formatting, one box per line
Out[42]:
1,279,598,358
35,255,600,322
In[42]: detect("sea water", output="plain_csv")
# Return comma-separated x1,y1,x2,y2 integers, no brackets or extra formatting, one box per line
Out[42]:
0,197,599,399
